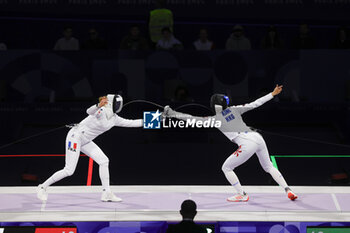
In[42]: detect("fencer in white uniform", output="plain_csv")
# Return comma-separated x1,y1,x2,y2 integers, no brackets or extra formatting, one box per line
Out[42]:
37,94,143,202
164,85,298,202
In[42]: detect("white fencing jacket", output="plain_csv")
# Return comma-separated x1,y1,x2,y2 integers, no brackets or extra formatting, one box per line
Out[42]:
73,105,143,142
169,93,274,142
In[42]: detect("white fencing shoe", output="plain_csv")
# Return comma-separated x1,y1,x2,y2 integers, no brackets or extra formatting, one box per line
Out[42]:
287,190,298,201
101,191,122,202
227,192,249,202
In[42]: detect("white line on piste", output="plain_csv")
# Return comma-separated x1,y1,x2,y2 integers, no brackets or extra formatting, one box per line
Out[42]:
331,193,341,211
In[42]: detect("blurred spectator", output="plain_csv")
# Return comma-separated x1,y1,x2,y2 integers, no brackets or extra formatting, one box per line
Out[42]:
291,24,316,49
0,42,7,50
193,28,214,51
82,28,107,50
156,27,183,50
225,25,251,50
171,85,194,103
166,200,206,233
54,26,79,51
260,25,284,49
120,25,149,50
331,26,350,49
149,0,174,44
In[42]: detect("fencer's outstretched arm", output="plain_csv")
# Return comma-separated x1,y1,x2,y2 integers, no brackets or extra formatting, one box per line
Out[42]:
233,85,283,115
164,106,212,121
114,115,143,127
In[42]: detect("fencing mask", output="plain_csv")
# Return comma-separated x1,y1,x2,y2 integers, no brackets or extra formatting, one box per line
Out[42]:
210,94,230,113
105,94,123,119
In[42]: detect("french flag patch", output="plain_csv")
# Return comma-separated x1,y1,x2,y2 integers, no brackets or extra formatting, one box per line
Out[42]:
68,141,77,152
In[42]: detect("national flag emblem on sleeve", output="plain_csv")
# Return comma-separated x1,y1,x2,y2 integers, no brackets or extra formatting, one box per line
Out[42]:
68,141,77,152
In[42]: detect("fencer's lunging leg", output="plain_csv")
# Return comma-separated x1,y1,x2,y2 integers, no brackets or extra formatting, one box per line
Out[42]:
255,135,298,200
256,143,288,189
222,169,244,195
99,162,110,191
222,141,256,195
81,141,122,202
81,141,110,192
37,130,81,201
42,137,81,189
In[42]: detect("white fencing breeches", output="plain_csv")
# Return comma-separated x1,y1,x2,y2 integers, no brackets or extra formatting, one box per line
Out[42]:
42,128,111,191
222,132,288,193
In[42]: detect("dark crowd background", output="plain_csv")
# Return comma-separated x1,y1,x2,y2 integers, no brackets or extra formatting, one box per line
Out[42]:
0,0,350,187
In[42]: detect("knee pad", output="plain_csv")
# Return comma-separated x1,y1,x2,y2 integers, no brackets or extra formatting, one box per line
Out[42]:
98,158,109,166
222,163,234,173
63,167,75,176
263,165,274,173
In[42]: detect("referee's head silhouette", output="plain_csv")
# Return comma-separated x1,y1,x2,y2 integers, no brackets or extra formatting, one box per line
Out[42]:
180,199,197,220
